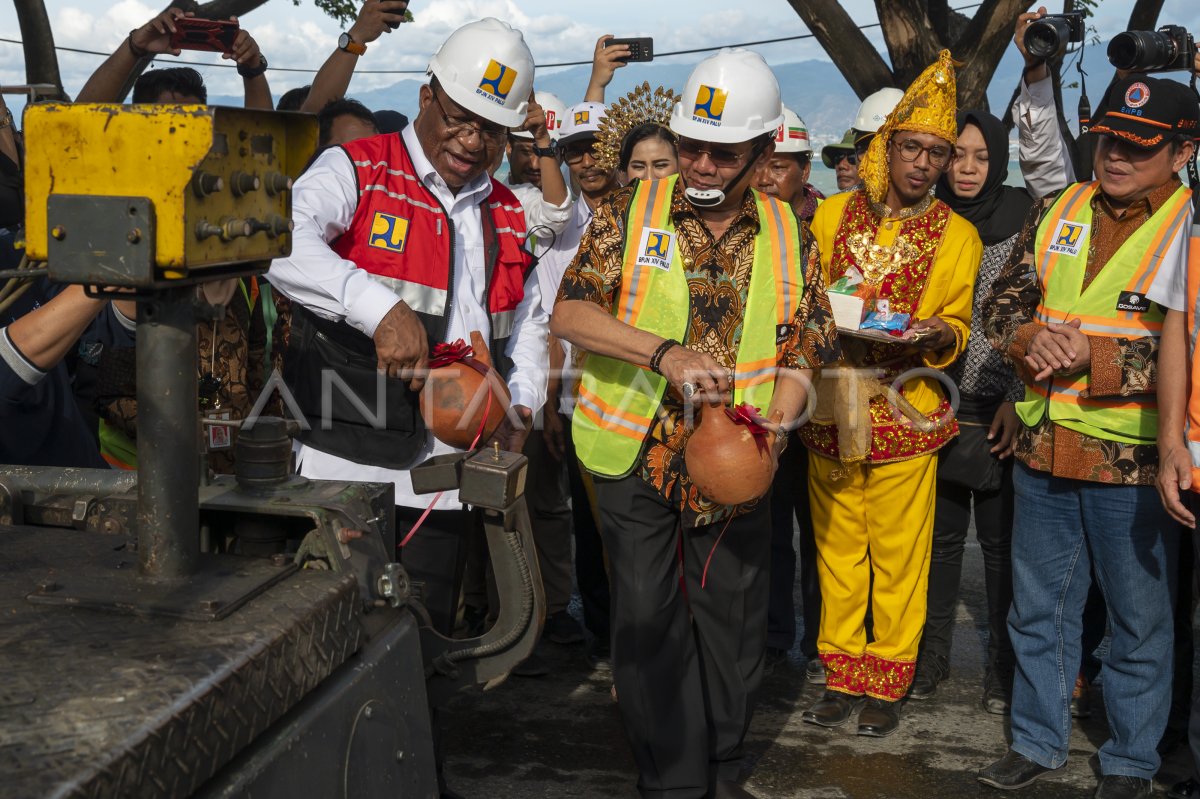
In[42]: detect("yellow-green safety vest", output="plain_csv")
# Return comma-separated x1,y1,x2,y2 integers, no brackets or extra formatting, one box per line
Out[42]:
1017,181,1193,445
572,175,806,477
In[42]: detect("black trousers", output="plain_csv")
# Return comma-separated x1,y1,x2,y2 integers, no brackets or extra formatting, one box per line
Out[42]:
767,434,820,657
596,475,770,799
564,417,611,642
396,504,475,637
921,461,1015,675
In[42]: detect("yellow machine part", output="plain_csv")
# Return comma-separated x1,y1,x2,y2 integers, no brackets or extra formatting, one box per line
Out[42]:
23,103,317,275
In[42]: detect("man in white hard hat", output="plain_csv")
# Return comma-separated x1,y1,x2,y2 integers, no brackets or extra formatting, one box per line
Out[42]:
268,17,548,649
852,87,905,153
506,90,572,238
755,107,825,222
552,49,839,799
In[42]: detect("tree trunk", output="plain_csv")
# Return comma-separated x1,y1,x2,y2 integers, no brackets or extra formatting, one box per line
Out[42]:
874,0,943,87
196,0,272,18
784,0,895,98
952,0,1036,110
12,0,68,99
1126,0,1165,32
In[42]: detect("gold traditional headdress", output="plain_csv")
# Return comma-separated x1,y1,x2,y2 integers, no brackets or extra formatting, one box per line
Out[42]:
859,49,959,204
593,82,679,173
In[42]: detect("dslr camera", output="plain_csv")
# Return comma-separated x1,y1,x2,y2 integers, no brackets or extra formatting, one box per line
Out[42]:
1024,12,1086,61
1108,25,1197,73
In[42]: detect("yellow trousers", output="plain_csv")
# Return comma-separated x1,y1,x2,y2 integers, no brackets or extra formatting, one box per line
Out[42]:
808,451,936,700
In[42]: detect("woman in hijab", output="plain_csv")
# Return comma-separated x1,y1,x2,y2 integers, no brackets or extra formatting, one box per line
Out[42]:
909,110,1033,714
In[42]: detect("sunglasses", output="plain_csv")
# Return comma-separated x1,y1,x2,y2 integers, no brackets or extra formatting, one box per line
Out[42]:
832,152,859,166
677,137,755,168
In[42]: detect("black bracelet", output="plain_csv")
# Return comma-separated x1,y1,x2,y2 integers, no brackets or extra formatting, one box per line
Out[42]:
128,30,149,59
649,339,679,375
238,55,269,79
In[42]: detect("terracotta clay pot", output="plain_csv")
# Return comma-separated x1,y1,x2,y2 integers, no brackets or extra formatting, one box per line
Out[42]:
421,331,511,449
684,403,774,506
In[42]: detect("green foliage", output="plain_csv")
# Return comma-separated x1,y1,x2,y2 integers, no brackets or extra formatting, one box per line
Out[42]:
292,0,414,26
292,0,358,25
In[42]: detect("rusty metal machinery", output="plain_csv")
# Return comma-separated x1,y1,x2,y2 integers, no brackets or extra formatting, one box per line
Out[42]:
0,105,544,798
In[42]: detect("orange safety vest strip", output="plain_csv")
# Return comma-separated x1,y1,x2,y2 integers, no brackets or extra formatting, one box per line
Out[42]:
618,180,671,326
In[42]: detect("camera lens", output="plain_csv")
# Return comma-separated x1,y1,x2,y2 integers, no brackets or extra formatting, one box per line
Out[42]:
1026,18,1067,60
1108,30,1175,71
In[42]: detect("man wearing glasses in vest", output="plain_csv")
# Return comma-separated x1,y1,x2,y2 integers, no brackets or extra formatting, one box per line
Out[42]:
979,75,1196,799
552,50,837,799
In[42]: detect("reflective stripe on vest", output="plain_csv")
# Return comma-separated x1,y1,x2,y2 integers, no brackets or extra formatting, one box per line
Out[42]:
572,176,804,477
1183,220,1200,489
1018,182,1193,445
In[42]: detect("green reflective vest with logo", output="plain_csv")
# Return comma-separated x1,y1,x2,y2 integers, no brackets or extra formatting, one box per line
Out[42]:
1016,181,1192,445
572,175,806,477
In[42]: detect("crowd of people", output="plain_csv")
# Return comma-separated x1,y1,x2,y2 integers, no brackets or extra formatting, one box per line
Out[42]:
3,2,1200,798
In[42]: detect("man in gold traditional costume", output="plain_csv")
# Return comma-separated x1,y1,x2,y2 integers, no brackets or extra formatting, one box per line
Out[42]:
799,51,983,736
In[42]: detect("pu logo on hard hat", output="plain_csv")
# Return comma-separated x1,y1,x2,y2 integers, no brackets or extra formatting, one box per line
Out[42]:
1048,221,1088,256
369,211,410,253
692,86,728,126
477,59,517,105
574,110,590,126
1125,82,1150,109
546,110,558,131
636,228,674,271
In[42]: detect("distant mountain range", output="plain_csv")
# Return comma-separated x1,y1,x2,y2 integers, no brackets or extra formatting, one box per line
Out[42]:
213,42,1163,149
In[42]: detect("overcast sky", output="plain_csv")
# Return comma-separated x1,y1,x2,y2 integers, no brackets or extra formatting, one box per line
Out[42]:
2,0,1199,103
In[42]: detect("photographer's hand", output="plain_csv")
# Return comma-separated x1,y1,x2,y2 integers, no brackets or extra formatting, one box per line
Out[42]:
1015,7,1050,84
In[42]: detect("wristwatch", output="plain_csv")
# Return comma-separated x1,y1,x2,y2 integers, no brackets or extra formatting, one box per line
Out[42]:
532,142,557,158
237,55,269,80
338,32,367,56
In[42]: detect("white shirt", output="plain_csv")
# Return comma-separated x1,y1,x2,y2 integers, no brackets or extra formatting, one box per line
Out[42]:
509,182,572,239
1016,74,1075,200
268,125,549,509
537,197,595,415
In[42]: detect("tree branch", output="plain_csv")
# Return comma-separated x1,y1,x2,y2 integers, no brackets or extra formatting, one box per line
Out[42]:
1126,0,1165,32
875,0,943,85
785,0,894,98
196,0,271,18
13,0,68,99
952,0,1036,109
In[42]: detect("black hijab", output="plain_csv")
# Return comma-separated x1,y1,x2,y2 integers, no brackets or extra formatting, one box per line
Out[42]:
936,110,1032,246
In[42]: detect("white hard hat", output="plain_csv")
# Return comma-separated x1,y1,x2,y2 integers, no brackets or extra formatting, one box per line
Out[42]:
669,49,784,144
852,88,904,136
511,91,568,141
773,107,812,154
427,18,534,129
558,102,606,145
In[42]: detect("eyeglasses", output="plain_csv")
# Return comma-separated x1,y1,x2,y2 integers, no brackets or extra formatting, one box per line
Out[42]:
832,151,858,167
892,138,953,168
562,141,597,164
676,137,754,168
430,88,507,146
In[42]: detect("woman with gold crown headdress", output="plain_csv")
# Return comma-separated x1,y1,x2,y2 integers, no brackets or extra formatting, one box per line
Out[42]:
796,50,983,737
593,81,680,184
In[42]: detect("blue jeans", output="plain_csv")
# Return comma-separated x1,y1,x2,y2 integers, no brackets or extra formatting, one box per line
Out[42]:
1008,462,1178,779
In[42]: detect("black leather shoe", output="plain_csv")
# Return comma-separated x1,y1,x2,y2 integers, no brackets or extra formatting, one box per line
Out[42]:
714,780,759,799
1095,776,1153,799
907,653,948,700
856,697,901,737
1169,777,1200,799
801,690,864,728
543,610,585,644
978,750,1061,790
805,658,826,685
